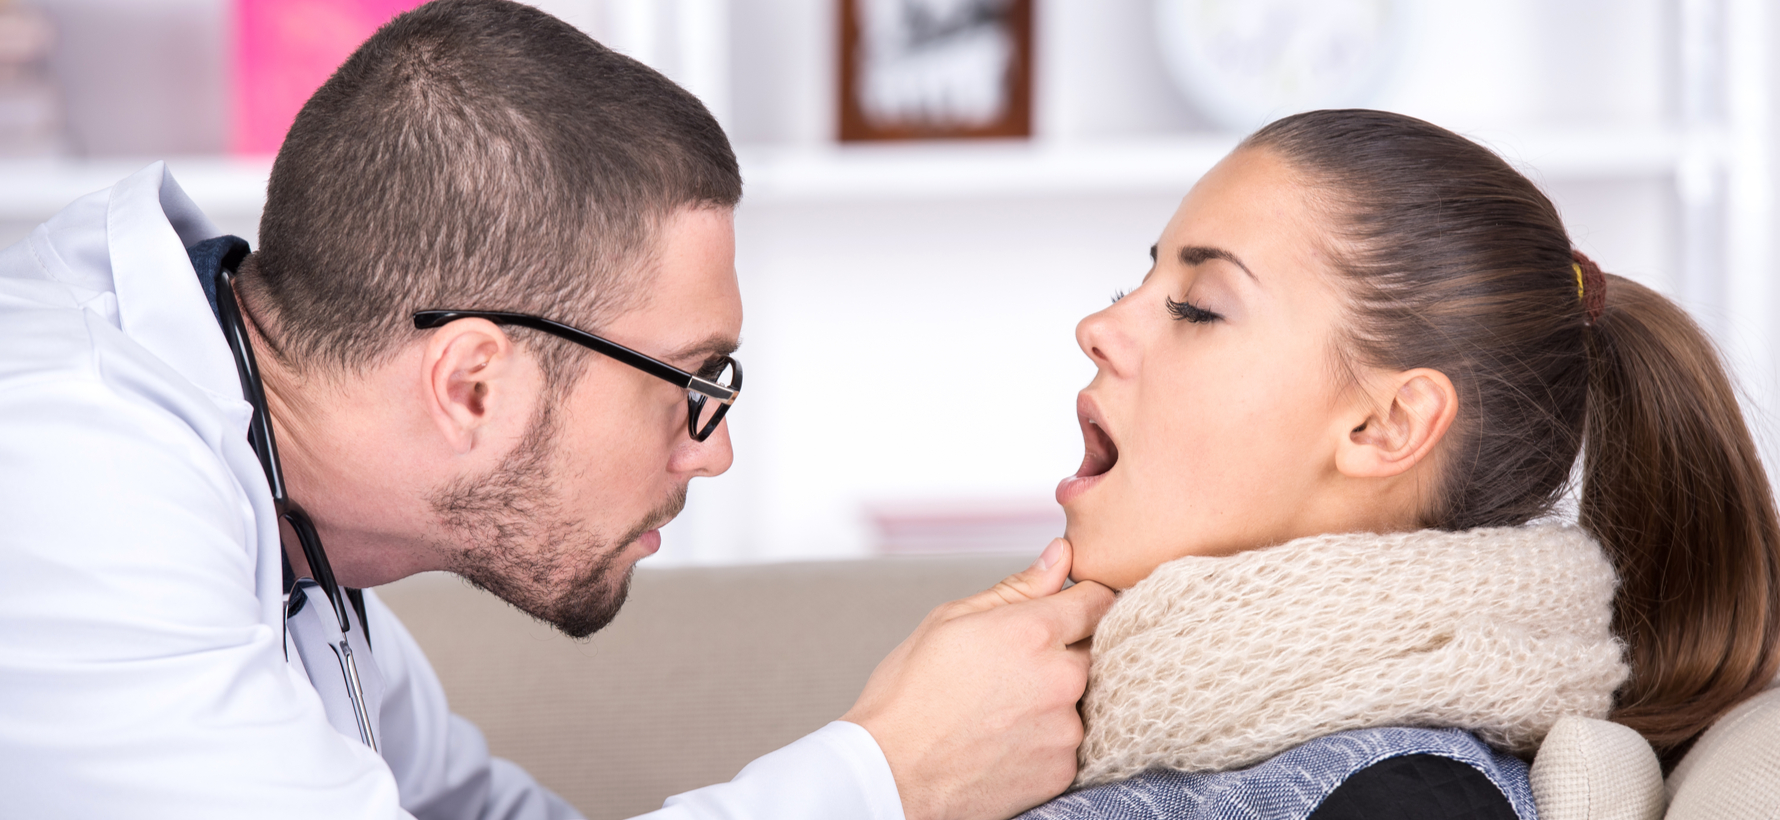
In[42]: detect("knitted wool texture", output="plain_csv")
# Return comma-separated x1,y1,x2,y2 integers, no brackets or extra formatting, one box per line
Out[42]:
1075,525,1628,788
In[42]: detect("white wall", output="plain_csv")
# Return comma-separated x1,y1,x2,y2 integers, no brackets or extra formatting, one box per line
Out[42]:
671,191,1182,561
6,0,1772,566
656,0,1721,565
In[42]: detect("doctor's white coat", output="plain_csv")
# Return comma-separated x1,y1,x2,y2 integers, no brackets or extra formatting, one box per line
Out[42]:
0,164,903,820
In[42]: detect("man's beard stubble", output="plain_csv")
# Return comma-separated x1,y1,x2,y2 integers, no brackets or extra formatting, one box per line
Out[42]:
430,401,687,638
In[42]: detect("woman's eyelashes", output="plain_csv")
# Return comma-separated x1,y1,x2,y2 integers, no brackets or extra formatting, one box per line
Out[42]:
1167,296,1223,324
1111,288,1222,323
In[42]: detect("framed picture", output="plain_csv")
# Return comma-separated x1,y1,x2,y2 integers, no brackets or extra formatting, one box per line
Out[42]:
1153,0,1406,132
838,0,1033,142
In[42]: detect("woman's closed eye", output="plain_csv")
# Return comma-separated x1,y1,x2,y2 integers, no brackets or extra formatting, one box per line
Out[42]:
1167,296,1223,324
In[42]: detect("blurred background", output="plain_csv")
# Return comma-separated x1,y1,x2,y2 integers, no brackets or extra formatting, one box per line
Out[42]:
2,0,1775,566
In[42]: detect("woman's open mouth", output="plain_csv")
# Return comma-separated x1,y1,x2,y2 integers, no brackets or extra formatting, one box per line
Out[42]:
1057,394,1119,506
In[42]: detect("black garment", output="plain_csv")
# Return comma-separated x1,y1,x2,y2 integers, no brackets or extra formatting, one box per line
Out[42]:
1308,754,1519,820
185,234,249,323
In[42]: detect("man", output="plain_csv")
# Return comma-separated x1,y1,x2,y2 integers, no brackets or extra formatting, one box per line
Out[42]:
0,1,1113,818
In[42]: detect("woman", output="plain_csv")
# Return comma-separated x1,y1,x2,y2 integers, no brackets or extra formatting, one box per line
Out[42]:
1025,110,1780,819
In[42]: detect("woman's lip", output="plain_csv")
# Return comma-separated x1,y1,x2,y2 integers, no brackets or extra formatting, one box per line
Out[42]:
1067,391,1117,506
1056,470,1108,506
1076,393,1118,459
1077,392,1106,433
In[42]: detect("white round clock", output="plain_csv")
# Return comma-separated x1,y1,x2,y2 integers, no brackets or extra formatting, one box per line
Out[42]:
1154,0,1409,132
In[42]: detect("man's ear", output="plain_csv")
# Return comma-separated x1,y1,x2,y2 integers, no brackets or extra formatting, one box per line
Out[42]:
1335,368,1458,479
420,318,526,454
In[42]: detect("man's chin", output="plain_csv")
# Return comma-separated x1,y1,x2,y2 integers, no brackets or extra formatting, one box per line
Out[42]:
453,490,685,639
455,541,634,639
549,563,634,639
549,510,677,636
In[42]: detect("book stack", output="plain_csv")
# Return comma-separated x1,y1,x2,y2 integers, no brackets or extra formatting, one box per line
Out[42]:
0,0,60,157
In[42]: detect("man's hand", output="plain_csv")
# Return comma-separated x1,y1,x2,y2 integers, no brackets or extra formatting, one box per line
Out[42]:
842,538,1115,820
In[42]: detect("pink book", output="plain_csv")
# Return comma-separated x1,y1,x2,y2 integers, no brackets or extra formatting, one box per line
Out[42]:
233,0,423,155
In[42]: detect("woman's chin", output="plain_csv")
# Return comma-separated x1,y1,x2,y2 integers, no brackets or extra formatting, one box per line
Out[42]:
1061,520,1093,583
1066,522,1252,590
1063,524,1134,589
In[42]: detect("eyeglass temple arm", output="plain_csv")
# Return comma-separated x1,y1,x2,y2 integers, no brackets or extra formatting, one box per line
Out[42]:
413,310,736,403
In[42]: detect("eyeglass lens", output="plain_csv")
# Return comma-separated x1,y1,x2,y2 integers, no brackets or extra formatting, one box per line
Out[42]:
688,359,739,441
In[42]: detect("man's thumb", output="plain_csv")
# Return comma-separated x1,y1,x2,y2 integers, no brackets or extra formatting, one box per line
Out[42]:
958,538,1073,613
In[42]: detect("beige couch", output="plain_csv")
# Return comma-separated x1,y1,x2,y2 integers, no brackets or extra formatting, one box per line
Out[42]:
379,555,1780,820
376,555,1028,820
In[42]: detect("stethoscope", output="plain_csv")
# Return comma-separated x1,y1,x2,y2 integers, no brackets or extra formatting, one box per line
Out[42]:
211,256,378,752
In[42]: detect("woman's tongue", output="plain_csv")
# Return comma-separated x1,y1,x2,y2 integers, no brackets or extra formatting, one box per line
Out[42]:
1079,421,1119,478
1076,450,1112,478
1057,421,1119,505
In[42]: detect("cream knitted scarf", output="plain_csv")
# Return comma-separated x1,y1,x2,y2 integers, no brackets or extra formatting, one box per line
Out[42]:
1075,525,1629,788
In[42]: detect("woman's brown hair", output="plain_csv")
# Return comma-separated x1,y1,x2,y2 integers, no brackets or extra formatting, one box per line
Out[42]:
1243,109,1780,763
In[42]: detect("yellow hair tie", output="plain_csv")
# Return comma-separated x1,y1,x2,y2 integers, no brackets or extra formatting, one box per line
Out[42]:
1573,262,1585,301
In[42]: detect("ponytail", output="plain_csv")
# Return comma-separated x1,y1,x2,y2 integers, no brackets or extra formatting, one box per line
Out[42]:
1245,110,1780,762
1581,274,1780,762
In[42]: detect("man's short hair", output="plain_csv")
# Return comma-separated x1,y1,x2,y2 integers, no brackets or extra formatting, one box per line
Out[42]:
240,0,741,379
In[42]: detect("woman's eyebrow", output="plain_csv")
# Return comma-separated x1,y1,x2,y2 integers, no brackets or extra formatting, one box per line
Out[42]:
1179,245,1257,282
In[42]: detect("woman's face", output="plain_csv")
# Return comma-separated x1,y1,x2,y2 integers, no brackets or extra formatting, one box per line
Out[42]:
1059,148,1383,589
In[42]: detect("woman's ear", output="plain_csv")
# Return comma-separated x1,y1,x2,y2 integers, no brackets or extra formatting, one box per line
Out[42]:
421,319,526,454
1335,368,1458,479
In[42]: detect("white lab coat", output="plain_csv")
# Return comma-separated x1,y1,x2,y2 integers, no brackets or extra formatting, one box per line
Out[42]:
0,163,904,820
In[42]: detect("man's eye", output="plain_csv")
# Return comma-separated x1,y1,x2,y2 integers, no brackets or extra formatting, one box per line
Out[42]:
696,358,727,380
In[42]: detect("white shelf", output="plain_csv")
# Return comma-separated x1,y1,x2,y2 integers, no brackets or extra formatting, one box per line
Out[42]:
736,136,1237,203
0,126,1698,222
0,155,272,221
738,126,1699,204
1465,125,1702,182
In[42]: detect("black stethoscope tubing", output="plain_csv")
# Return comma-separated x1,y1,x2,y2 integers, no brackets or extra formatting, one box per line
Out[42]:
213,264,377,750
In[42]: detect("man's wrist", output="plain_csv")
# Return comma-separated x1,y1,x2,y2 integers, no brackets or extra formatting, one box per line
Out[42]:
840,717,938,820
823,721,910,820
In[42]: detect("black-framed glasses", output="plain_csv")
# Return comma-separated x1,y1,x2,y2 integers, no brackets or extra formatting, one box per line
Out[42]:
412,310,742,442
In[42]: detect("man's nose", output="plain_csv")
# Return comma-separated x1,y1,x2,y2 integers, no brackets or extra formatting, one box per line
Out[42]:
670,418,734,478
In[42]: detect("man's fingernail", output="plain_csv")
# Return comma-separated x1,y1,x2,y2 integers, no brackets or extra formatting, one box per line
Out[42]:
1033,538,1065,571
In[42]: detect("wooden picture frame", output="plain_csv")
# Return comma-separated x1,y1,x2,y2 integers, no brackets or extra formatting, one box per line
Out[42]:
838,0,1033,142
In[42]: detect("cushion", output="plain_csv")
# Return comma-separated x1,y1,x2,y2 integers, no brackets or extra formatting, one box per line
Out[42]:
1529,716,1664,820
1666,686,1780,820
375,555,1027,820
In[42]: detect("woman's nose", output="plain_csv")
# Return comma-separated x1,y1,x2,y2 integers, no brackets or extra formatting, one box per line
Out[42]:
1076,304,1134,378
